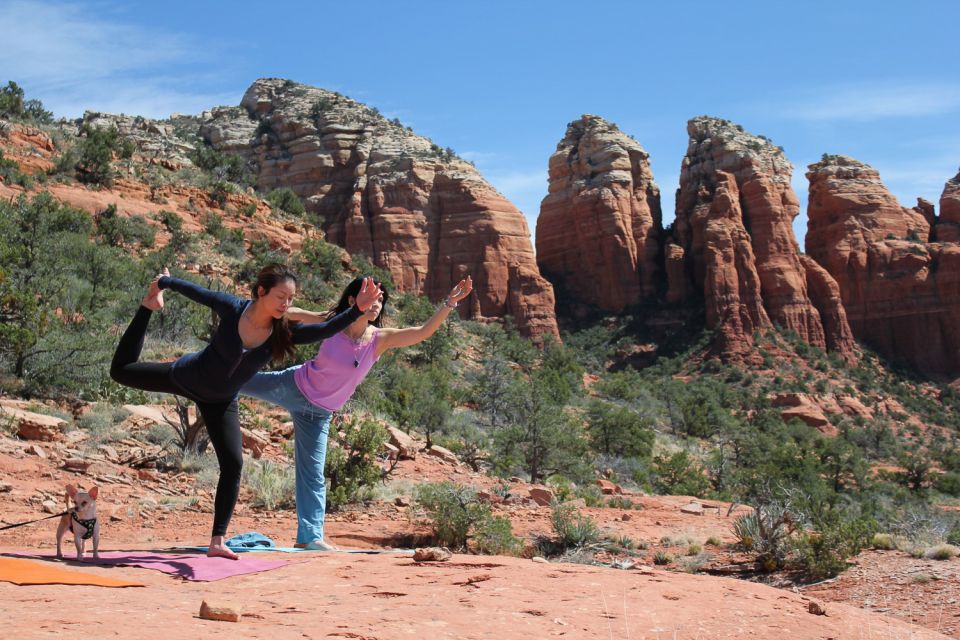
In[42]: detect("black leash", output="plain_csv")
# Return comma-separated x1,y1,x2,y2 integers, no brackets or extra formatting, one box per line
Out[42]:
0,511,68,532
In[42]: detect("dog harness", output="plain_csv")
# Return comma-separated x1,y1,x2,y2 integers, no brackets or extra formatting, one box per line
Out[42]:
70,511,96,540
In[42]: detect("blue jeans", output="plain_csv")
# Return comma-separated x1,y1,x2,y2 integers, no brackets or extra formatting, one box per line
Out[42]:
240,367,332,544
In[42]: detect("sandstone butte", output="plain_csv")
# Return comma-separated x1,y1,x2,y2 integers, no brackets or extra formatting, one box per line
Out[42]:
675,117,856,362
806,156,960,374
537,114,856,362
197,78,558,340
536,115,662,313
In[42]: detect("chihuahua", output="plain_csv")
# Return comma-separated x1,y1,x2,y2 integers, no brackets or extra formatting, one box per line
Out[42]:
56,484,100,561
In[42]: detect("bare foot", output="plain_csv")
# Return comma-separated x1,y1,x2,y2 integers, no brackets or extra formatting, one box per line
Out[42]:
207,543,240,560
304,539,338,551
142,269,169,311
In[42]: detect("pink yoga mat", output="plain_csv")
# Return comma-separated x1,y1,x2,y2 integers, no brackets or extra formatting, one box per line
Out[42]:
4,551,299,582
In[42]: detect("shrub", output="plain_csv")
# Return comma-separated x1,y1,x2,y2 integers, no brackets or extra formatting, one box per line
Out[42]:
575,484,604,507
922,544,959,560
872,533,896,550
652,551,673,565
324,415,387,511
606,495,634,509
585,399,654,459
732,504,795,571
548,501,600,550
686,543,702,556
76,124,120,186
265,187,306,216
473,515,522,556
243,460,295,510
935,472,960,497
650,450,710,497
413,481,508,551
705,536,722,547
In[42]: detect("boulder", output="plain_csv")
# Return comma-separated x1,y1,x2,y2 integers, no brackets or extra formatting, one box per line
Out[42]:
2,408,69,442
425,445,458,465
528,486,556,506
387,426,417,460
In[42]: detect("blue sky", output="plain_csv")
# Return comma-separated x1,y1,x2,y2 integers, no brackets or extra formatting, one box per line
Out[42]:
2,0,957,246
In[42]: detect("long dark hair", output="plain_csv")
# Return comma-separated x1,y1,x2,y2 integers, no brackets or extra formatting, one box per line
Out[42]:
252,263,299,363
327,276,388,327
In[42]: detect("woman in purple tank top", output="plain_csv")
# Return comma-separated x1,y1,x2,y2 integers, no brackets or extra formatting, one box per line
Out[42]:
240,275,472,549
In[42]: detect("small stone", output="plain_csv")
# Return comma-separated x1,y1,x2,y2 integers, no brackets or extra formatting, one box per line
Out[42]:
596,479,622,495
508,476,523,483
808,600,827,616
476,491,503,504
0,482,12,493
531,556,549,564
394,495,410,507
413,547,452,562
137,469,159,482
198,600,242,622
97,445,119,461
42,499,59,514
621,513,632,521
26,444,46,458
62,458,93,473
528,486,555,506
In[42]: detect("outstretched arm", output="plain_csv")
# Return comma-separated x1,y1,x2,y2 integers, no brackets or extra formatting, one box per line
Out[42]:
291,305,363,344
377,277,472,354
285,307,326,323
158,274,238,317
291,277,384,344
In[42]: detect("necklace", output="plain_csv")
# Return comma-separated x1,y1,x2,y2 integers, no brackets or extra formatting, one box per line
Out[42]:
344,326,368,368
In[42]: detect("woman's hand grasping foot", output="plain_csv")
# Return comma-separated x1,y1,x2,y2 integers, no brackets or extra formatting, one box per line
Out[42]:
354,276,383,312
142,268,170,311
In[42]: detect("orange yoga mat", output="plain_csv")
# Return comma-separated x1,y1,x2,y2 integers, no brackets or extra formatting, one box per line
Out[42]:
0,556,144,587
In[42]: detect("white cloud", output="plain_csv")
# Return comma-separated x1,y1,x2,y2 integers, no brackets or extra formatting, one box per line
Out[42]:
781,82,960,121
0,1,234,118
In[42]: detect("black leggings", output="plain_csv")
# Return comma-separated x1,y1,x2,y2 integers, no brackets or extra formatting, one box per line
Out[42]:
110,307,243,537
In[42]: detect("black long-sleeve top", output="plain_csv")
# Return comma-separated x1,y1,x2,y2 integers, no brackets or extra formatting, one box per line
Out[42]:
158,276,361,403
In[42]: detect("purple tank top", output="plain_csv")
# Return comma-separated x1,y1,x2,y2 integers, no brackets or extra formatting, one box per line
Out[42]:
294,328,380,411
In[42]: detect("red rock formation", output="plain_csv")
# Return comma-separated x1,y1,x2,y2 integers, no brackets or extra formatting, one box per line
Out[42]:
798,255,855,359
198,79,558,339
536,115,661,312
664,240,689,304
702,172,770,358
806,157,960,374
675,117,855,360
936,170,960,243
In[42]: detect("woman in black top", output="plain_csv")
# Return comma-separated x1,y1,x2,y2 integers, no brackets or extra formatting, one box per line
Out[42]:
110,263,381,559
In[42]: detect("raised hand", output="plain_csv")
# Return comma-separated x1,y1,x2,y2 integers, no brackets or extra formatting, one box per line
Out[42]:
142,268,170,311
447,276,473,306
354,276,383,312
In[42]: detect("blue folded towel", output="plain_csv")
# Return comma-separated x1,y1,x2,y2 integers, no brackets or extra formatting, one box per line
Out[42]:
225,532,275,548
